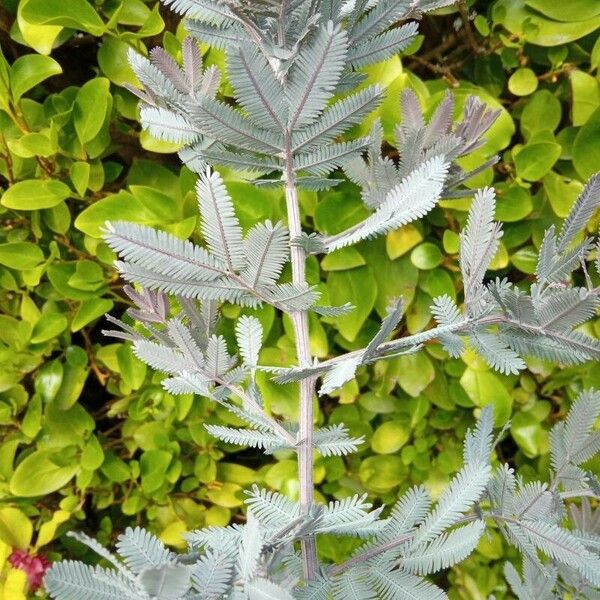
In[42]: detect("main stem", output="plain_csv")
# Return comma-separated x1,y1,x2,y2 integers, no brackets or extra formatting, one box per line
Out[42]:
284,136,318,580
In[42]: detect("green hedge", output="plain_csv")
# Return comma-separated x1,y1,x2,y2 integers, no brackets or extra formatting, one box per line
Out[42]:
0,0,599,597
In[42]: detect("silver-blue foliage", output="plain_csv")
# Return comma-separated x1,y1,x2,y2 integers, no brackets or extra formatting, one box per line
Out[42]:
45,0,600,598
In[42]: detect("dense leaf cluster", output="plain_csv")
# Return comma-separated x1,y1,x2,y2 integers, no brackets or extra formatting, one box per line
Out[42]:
0,0,599,598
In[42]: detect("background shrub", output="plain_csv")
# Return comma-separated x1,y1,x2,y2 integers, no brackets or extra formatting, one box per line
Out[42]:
0,0,599,597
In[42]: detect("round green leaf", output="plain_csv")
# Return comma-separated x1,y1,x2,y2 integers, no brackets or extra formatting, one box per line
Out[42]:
10,450,79,497
371,420,410,454
34,359,63,402
71,298,114,332
74,191,153,237
97,38,138,86
31,312,68,344
511,412,546,457
511,246,539,274
570,70,600,127
386,224,423,259
0,242,44,270
459,368,513,424
410,243,443,270
514,142,561,181
321,247,366,271
359,455,405,494
494,0,600,46
573,107,600,180
10,54,61,102
543,171,584,218
140,449,171,494
508,68,538,96
21,0,105,35
206,482,244,508
525,0,600,22
327,266,377,342
81,435,105,471
495,184,533,221
396,352,435,397
1,179,71,210
520,90,561,139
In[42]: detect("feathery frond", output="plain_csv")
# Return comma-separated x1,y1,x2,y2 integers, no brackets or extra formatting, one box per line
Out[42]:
326,156,449,250
557,173,600,253
460,187,502,305
313,423,364,456
348,21,419,68
402,520,486,575
229,44,287,131
116,527,174,575
292,86,383,152
241,221,289,288
415,462,491,544
245,486,300,529
139,107,200,144
197,169,245,271
104,221,225,281
287,22,348,129
235,315,263,367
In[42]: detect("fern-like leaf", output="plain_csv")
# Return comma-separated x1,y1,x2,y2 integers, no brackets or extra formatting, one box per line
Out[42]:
235,315,263,368
241,220,289,288
556,172,600,253
139,107,200,144
229,43,287,131
326,156,449,250
460,187,502,304
414,462,491,544
197,169,245,271
104,221,225,281
116,527,174,575
292,86,383,152
313,423,365,457
287,22,348,129
348,21,419,68
402,520,486,575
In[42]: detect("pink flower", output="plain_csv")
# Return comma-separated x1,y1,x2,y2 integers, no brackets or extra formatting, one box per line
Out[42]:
8,549,52,591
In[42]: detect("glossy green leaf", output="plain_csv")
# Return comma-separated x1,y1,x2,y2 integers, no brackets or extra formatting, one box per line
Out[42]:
494,0,600,46
410,243,443,270
570,70,600,127
97,38,138,86
460,368,513,424
514,142,561,181
543,171,585,218
34,360,63,402
520,90,561,139
0,242,44,270
573,107,600,179
10,54,61,102
327,266,377,341
20,0,105,35
71,298,114,332
140,450,171,494
525,0,600,22
396,352,435,397
1,180,71,210
321,247,365,271
371,420,410,454
74,78,111,145
31,312,68,344
508,68,538,96
10,450,79,497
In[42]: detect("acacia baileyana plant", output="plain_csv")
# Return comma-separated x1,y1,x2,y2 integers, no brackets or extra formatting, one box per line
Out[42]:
45,0,600,598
